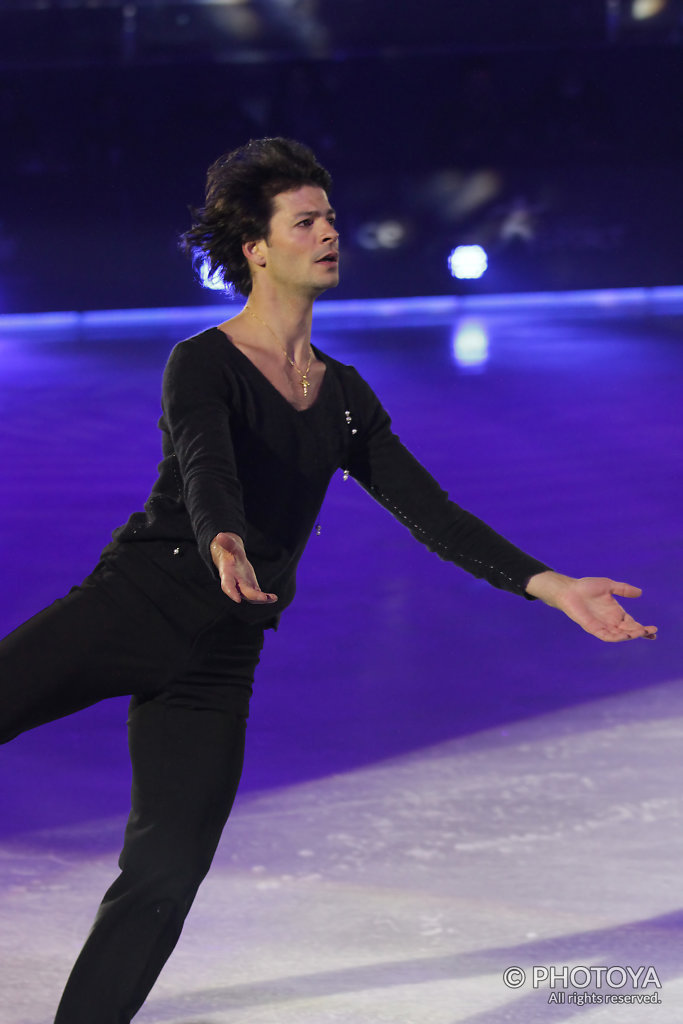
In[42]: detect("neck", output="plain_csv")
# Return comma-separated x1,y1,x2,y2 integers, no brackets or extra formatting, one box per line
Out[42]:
245,287,315,362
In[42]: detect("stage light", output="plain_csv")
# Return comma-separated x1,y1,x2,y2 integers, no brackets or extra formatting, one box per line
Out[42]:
356,220,407,251
451,319,490,370
198,258,227,292
448,245,488,280
632,0,668,18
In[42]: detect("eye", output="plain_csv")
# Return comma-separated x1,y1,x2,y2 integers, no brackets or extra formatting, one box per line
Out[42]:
297,218,314,227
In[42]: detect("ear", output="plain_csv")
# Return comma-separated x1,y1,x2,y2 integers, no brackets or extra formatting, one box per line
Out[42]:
243,239,267,269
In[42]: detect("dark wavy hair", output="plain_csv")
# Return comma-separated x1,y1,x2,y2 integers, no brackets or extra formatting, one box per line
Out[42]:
180,137,333,297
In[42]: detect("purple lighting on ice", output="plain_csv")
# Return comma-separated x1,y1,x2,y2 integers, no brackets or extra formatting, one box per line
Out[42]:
451,318,489,370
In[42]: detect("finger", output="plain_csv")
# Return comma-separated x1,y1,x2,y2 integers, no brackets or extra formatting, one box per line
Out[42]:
615,612,658,638
603,623,658,642
221,579,242,603
234,578,278,604
609,581,643,599
622,622,658,639
580,611,658,642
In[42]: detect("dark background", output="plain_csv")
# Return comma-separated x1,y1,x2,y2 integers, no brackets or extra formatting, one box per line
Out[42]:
1,0,682,313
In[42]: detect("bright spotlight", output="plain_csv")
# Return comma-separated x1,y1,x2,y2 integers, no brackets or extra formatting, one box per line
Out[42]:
198,258,227,292
451,319,489,370
632,0,668,18
448,245,488,280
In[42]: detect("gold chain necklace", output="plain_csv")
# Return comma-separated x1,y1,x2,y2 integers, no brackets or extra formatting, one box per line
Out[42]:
245,305,314,398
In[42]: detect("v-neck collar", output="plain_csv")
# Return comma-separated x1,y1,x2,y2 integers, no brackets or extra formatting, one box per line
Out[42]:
215,328,329,414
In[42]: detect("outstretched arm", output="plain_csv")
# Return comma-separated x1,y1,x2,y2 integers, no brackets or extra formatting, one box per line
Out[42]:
525,571,657,642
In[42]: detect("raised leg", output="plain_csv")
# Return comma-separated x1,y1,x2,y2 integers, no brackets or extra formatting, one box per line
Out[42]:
0,555,190,744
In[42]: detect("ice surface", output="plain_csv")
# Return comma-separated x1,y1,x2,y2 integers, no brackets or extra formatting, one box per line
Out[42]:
3,681,682,1024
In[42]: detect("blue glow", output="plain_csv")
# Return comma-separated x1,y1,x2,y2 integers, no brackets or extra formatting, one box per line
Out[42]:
356,220,407,250
452,319,490,370
2,287,683,341
448,245,488,280
198,258,227,292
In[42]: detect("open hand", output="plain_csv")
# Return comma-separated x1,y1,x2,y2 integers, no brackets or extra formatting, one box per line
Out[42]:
210,532,278,605
526,572,657,643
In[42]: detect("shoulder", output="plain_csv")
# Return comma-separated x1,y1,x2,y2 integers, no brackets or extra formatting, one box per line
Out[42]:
165,326,242,379
168,326,230,365
162,327,239,404
314,347,391,440
314,347,377,401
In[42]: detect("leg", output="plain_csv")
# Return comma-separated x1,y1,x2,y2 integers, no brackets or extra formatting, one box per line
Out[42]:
54,617,264,1023
55,699,247,1023
0,555,190,743
0,582,130,743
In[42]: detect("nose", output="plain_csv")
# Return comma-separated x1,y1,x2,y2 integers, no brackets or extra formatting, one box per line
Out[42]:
322,222,338,244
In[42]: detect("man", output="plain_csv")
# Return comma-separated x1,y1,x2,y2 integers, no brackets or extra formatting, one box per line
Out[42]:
0,138,656,1023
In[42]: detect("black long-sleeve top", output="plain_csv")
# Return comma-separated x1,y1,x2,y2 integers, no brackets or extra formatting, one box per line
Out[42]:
112,327,550,626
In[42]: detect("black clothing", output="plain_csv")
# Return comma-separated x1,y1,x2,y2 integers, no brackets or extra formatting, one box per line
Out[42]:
55,678,253,1023
1,543,264,744
0,327,551,1023
1,547,264,1024
112,328,549,623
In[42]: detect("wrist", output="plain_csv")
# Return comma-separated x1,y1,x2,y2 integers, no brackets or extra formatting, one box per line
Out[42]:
525,570,575,607
211,531,245,555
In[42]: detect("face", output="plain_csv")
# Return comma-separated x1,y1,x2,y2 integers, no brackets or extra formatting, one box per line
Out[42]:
247,185,340,297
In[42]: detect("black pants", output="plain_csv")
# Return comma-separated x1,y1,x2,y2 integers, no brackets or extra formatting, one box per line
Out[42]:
0,542,265,1023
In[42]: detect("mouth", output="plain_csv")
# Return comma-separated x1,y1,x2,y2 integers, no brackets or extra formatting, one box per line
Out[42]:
316,252,339,264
